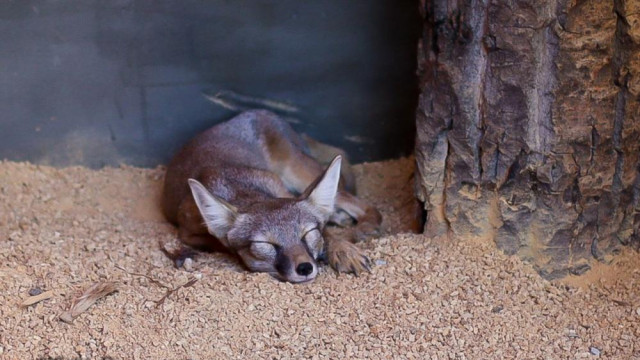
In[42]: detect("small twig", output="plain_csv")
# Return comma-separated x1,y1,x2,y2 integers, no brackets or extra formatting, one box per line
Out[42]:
114,265,200,307
154,278,199,307
114,265,170,289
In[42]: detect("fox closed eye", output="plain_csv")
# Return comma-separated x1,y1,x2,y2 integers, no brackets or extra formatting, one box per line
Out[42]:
302,228,323,258
250,242,277,260
302,228,321,247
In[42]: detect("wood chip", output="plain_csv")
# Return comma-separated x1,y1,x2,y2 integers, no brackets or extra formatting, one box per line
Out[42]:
60,282,118,324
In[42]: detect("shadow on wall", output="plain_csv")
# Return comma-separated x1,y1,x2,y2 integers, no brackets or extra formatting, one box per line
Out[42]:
0,1,421,168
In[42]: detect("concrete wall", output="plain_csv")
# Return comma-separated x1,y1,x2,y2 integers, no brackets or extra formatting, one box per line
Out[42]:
0,1,420,167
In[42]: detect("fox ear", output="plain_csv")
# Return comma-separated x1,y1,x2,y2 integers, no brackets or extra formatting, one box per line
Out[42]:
188,179,238,239
304,156,342,220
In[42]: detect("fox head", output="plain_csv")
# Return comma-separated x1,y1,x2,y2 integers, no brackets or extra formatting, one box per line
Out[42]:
187,156,342,283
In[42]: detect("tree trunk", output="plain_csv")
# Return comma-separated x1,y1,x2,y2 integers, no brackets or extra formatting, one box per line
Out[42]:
414,0,640,278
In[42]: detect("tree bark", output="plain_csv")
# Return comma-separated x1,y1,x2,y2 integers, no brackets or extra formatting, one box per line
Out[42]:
415,0,640,278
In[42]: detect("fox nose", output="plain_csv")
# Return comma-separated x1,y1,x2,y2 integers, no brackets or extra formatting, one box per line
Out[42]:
296,262,313,276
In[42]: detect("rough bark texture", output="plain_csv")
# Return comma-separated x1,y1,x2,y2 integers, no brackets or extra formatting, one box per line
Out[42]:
415,0,640,278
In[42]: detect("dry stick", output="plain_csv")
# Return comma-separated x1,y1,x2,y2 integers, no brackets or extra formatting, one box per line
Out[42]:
114,265,199,307
214,90,300,113
202,91,302,124
610,298,631,307
60,281,118,323
201,94,246,112
21,290,54,307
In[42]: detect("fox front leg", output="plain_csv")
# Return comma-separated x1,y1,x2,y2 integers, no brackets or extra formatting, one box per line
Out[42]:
323,232,371,276
334,192,382,242
353,207,382,242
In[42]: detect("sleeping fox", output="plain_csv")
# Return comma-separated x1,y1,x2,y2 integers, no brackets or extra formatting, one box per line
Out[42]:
162,110,382,283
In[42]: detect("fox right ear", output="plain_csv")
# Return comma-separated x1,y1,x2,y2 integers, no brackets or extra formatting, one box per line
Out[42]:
304,156,342,221
188,179,238,240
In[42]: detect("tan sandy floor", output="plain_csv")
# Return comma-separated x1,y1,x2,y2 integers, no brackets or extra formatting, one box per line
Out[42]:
0,158,639,360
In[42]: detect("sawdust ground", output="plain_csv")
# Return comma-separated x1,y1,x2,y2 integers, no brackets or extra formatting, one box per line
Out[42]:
0,158,639,360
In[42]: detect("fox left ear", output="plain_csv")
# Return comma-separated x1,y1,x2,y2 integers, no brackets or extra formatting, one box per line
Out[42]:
188,178,238,241
304,156,342,220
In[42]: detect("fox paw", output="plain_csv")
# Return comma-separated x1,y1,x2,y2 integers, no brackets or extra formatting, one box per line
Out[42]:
160,239,197,270
327,239,371,276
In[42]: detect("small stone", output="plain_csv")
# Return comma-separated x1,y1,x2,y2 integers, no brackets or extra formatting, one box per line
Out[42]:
28,287,43,296
183,258,194,272
59,312,74,324
566,329,578,338
589,347,601,356
8,231,20,241
19,220,30,231
491,305,504,313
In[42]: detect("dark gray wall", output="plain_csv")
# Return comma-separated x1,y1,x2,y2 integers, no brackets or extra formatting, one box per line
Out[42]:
0,1,420,167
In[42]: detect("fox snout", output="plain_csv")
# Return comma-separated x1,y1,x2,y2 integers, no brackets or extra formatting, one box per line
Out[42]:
272,245,319,283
